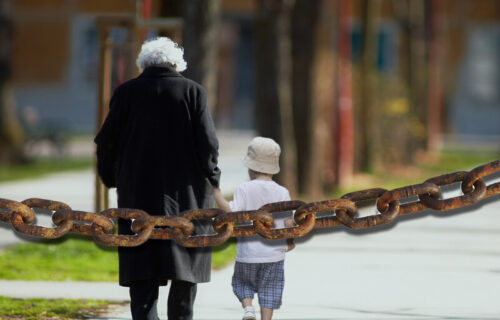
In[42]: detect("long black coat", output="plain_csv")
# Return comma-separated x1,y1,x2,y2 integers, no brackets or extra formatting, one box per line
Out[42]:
94,66,221,286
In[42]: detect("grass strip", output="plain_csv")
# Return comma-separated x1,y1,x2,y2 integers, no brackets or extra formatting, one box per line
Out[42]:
212,238,236,269
331,150,500,198
0,237,118,282
0,296,117,320
0,158,93,183
0,236,235,282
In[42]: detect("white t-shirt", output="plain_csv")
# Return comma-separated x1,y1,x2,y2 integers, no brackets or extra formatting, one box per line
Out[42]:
229,179,291,263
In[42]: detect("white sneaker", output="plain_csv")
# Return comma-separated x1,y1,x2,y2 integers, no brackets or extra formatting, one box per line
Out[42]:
242,306,256,320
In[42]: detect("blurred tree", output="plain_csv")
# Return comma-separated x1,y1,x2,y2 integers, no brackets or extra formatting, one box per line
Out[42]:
0,1,25,164
181,0,221,112
427,0,446,151
255,0,297,195
291,0,338,197
291,0,321,195
394,0,428,163
408,0,428,156
357,0,381,172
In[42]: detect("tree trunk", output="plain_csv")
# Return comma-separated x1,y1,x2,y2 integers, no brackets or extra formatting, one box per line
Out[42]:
391,0,426,165
181,0,221,112
255,0,297,196
291,0,321,195
408,0,428,157
0,1,25,164
357,0,383,172
427,0,446,151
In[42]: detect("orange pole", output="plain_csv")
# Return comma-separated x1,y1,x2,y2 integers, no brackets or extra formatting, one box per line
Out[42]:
335,0,353,186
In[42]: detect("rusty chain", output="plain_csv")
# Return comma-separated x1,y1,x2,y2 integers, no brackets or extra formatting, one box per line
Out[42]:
1,160,499,247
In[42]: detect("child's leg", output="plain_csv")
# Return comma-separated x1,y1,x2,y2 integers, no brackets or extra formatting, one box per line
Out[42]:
256,261,284,319
242,299,257,320
232,261,258,319
241,298,254,308
261,307,274,320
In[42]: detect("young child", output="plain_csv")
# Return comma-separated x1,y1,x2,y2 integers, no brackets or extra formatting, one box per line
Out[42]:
213,136,295,320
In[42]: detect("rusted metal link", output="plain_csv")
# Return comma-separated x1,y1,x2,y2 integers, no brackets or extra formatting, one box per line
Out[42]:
305,199,357,229
0,198,33,223
9,199,74,239
259,200,306,213
253,201,310,239
335,188,386,229
52,210,114,235
380,182,442,215
463,160,500,199
133,215,194,239
92,208,152,247
248,201,316,239
462,160,500,194
486,182,500,198
182,208,226,221
419,172,485,210
214,210,273,236
172,223,233,247
1,160,500,247
171,208,233,247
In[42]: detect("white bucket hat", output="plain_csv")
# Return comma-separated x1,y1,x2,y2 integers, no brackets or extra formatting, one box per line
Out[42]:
243,137,281,174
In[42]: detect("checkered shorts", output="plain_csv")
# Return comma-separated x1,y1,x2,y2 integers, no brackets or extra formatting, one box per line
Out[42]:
231,260,284,309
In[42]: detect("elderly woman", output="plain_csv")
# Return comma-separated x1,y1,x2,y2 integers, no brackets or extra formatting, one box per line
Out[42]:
95,37,220,320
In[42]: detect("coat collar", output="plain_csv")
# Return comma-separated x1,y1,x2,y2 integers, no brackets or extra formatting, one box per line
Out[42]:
139,66,183,78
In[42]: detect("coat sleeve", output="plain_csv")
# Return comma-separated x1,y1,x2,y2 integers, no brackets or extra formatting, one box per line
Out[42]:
192,86,221,188
94,87,125,188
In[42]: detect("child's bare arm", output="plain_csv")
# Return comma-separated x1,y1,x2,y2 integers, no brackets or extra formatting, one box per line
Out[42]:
213,187,231,212
284,218,296,252
284,218,294,228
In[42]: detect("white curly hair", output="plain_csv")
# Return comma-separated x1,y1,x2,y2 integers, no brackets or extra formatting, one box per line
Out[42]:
136,37,187,72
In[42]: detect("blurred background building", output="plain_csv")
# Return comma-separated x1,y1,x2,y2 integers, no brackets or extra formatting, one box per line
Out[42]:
1,0,500,199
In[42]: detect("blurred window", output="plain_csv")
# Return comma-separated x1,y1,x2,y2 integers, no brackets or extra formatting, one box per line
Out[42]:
350,24,362,63
376,23,398,74
465,26,500,104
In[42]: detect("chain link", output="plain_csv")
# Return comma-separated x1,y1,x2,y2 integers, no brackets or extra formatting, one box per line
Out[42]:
1,160,499,247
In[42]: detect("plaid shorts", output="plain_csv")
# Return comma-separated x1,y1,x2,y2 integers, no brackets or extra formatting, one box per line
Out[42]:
231,260,284,309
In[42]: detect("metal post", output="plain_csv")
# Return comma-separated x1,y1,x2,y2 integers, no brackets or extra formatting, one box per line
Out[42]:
94,25,112,213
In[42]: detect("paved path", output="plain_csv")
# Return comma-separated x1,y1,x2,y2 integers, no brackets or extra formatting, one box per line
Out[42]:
99,190,500,320
3,195,500,320
1,135,500,318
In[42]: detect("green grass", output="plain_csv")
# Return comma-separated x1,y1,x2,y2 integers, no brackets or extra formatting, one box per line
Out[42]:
0,158,93,183
212,239,236,269
0,296,116,320
0,237,118,282
417,149,499,174
331,150,500,198
0,236,236,282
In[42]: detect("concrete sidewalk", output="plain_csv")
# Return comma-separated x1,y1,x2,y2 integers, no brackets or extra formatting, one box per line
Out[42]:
1,132,500,318
3,195,500,319
101,195,500,320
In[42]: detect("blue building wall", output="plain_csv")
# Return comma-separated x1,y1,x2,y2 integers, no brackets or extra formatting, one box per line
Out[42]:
451,24,500,140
